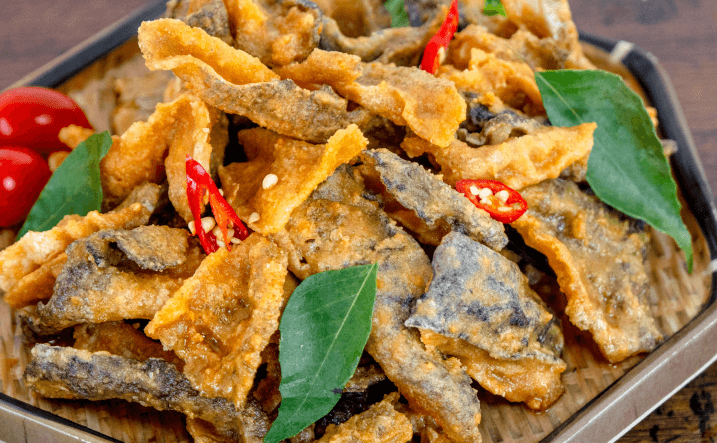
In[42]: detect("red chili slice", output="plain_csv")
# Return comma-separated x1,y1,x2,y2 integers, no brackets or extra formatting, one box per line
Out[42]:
185,155,248,254
419,0,460,74
456,179,528,224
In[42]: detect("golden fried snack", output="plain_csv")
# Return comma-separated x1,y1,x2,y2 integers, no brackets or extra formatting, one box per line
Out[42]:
4,253,67,309
277,49,466,148
24,344,247,440
272,166,483,443
219,125,367,234
167,0,235,46
100,94,215,216
360,149,507,251
146,234,288,410
139,18,373,143
111,70,177,135
401,122,596,189
499,0,595,70
223,0,322,66
318,6,442,66
73,321,185,371
405,232,566,410
511,179,662,362
316,392,413,443
0,203,151,294
26,227,202,336
439,47,545,116
313,0,390,38
58,124,95,149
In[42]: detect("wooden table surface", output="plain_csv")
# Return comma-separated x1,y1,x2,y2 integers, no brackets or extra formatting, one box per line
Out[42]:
1,0,715,442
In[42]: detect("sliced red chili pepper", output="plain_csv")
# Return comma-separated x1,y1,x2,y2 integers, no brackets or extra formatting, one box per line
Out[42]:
456,179,528,224
186,155,249,254
420,0,460,74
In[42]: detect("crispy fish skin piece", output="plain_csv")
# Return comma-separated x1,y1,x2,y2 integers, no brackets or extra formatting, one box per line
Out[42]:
401,122,596,189
361,149,507,251
406,232,563,362
277,49,466,148
0,203,151,294
422,330,565,410
139,19,372,143
499,0,595,70
58,124,95,149
100,94,214,216
219,125,368,234
146,234,288,410
439,48,545,116
272,166,483,443
448,24,593,72
169,0,235,46
223,0,322,66
73,321,185,371
4,253,67,309
405,231,566,409
511,179,662,363
316,392,413,443
24,344,243,440
318,8,441,66
27,226,200,336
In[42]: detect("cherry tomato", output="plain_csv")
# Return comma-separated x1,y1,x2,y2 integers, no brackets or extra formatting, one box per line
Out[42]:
0,87,92,154
0,146,52,227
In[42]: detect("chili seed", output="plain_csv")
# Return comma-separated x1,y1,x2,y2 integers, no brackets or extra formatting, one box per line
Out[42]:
248,212,260,223
262,174,279,189
201,216,216,233
495,190,510,203
187,220,196,235
477,188,493,199
469,185,480,195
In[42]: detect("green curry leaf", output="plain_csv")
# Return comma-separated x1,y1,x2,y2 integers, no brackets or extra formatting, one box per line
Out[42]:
535,70,693,271
264,263,378,443
384,0,410,27
17,131,112,239
483,0,507,17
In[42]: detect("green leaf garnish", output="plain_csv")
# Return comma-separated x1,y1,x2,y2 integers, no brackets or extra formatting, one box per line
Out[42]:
17,131,113,239
264,263,378,443
384,0,410,27
483,0,507,17
535,70,693,271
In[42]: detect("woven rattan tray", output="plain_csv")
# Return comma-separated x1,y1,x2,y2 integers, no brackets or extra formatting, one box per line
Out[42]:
1,2,716,442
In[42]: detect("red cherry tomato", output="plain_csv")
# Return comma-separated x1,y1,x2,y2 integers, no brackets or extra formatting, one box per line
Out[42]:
0,87,92,154
0,146,52,227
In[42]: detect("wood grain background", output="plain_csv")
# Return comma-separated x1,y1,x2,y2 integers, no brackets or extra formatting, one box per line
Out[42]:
1,0,716,441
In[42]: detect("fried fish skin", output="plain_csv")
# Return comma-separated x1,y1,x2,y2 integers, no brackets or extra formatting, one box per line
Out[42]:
219,125,367,235
223,0,322,67
73,321,185,371
272,166,483,443
360,148,507,251
406,231,565,409
0,203,152,294
421,330,565,410
511,179,662,363
4,253,67,309
139,19,373,144
24,344,244,440
146,234,289,410
27,226,200,336
278,49,466,148
316,392,413,443
401,122,595,190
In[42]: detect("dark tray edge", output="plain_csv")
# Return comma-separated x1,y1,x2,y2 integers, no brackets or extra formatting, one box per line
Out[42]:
4,8,717,443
